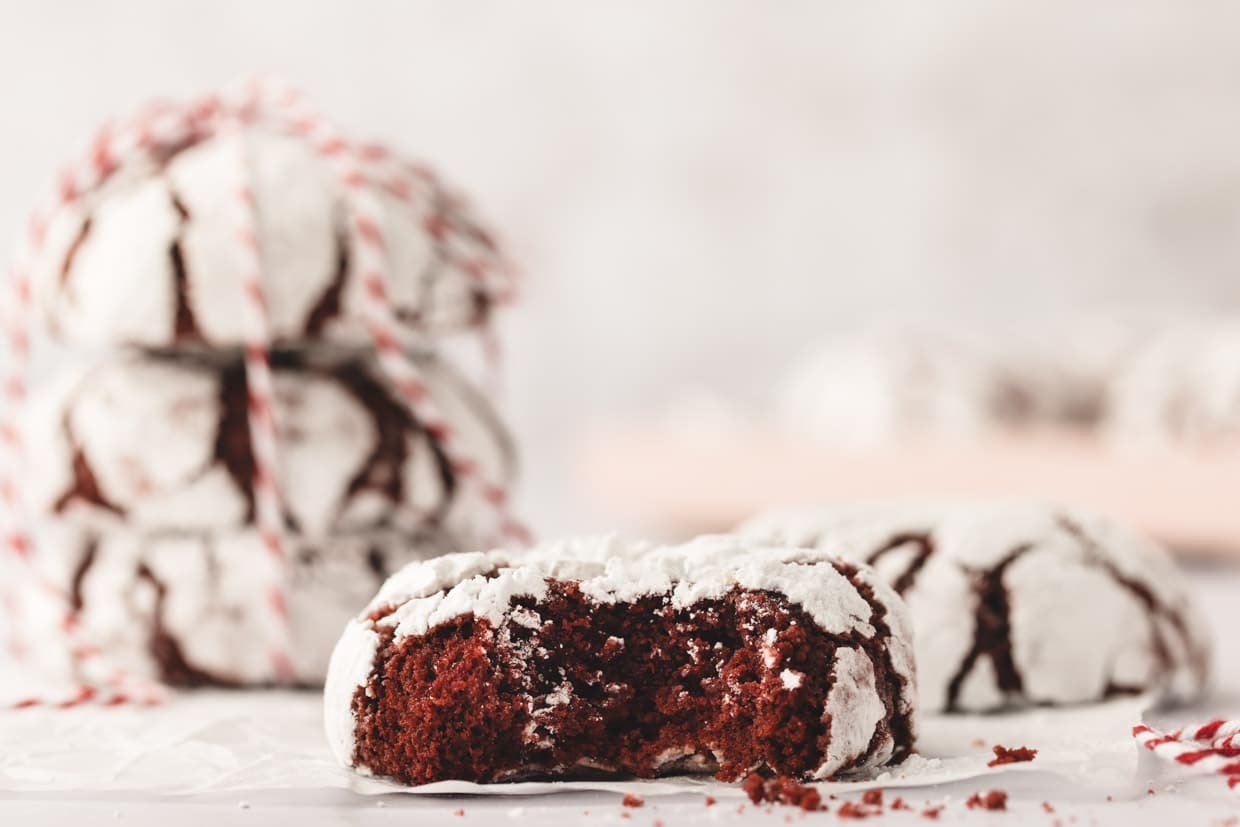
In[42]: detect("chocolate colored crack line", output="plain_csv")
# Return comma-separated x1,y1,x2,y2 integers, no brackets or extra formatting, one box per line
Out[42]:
211,359,259,524
51,391,125,517
59,218,93,288
68,538,100,613
830,561,916,768
320,354,454,524
943,543,1034,712
1056,516,1204,686
865,532,936,595
134,546,242,689
303,221,351,337
168,191,204,340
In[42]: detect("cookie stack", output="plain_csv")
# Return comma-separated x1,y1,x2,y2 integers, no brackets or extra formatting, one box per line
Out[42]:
8,97,520,689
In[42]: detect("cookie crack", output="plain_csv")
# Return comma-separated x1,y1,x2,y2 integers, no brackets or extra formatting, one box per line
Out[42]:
865,532,936,595
944,542,1033,712
1056,516,1205,690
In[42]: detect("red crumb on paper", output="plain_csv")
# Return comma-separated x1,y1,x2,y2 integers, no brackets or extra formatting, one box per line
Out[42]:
621,793,644,808
966,790,1008,811
922,804,945,819
989,744,1038,767
891,797,911,810
704,796,716,806
862,789,883,807
1043,801,1056,813
838,801,876,819
452,808,464,817
742,773,824,811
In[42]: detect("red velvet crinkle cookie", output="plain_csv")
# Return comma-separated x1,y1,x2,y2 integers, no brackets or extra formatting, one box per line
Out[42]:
324,536,917,785
32,130,511,348
23,349,512,537
740,500,1212,713
21,523,465,687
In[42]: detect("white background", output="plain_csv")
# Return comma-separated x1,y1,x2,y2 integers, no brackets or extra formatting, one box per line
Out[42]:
1,4,1238,823
3,1,1240,532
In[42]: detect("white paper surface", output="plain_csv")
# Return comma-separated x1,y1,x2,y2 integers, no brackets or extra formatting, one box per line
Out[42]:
0,689,1149,797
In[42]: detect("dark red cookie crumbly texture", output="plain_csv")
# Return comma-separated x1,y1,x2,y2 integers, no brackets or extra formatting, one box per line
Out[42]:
922,804,944,819
966,790,1008,811
988,744,1037,767
349,580,914,785
621,793,644,808
837,800,875,819
861,789,883,806
743,773,823,811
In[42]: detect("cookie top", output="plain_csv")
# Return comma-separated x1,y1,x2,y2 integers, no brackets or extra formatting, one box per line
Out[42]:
32,128,512,348
1104,319,1240,451
325,534,917,773
739,499,1212,712
777,328,1032,446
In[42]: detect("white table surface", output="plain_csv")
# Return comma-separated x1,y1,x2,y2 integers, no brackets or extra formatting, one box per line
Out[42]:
2,567,1236,827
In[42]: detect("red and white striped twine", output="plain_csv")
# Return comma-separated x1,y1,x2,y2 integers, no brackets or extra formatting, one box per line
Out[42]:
0,79,525,707
261,82,530,546
225,108,297,686
1133,719,1240,796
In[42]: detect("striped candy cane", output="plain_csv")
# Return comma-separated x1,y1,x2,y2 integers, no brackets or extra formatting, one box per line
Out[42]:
1133,720,1240,796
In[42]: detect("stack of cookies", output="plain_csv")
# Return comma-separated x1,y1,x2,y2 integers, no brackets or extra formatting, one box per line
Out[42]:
7,95,520,689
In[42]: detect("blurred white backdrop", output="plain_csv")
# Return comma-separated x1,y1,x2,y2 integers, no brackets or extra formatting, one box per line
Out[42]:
3,0,1240,535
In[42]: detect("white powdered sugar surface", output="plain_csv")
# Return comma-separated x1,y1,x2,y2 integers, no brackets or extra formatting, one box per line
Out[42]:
738,498,1212,713
32,129,503,347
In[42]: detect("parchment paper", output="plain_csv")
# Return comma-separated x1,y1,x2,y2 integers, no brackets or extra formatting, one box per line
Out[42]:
0,689,1149,797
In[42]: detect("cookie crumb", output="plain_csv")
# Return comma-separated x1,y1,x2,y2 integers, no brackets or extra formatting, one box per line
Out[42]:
989,744,1038,767
922,804,944,819
742,773,823,811
891,797,911,810
862,789,883,807
453,808,464,817
622,793,644,808
704,796,716,807
966,790,1008,811
1043,801,1056,813
838,801,873,819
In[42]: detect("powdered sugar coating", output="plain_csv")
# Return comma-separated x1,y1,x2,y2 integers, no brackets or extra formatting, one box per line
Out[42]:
32,130,510,348
739,500,1212,712
324,534,917,780
22,349,512,537
777,328,1031,446
1104,319,1240,451
19,523,467,688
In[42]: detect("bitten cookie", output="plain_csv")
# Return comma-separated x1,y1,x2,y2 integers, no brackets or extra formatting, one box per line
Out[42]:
739,500,1211,713
18,524,466,686
24,349,513,537
32,130,511,348
325,535,917,785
